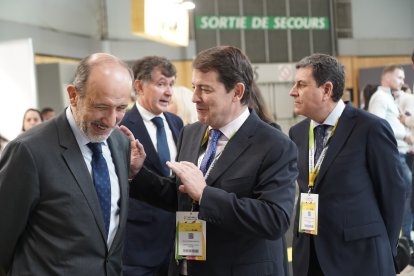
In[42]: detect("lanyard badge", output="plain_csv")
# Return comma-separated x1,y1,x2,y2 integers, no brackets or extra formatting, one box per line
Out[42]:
299,193,319,235
300,120,338,235
175,211,206,261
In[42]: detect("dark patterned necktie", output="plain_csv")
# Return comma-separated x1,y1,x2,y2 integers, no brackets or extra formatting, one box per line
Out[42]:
200,129,222,175
152,117,171,176
314,125,327,165
87,142,111,237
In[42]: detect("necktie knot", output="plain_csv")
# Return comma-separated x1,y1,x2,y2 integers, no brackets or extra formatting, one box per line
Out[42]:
210,129,222,143
152,117,164,129
87,142,103,155
314,125,327,139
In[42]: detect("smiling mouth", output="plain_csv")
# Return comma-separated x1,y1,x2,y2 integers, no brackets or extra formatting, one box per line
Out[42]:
92,122,109,131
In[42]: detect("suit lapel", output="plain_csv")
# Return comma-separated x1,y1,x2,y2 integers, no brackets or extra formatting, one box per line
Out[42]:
165,112,181,144
205,113,257,186
314,104,357,189
183,123,207,165
129,106,164,174
106,132,129,251
56,113,107,243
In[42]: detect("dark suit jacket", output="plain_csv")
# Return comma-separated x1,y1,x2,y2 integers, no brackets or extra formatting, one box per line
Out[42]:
0,111,131,276
130,110,298,276
289,103,406,276
120,104,183,268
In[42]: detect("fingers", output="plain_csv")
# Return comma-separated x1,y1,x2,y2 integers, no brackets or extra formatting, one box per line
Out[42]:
118,125,136,141
135,140,146,156
178,185,186,193
167,161,198,171
179,161,199,169
167,161,182,175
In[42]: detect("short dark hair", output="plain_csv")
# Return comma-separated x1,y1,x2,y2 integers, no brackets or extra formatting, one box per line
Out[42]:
41,107,54,114
362,84,379,111
72,53,132,98
401,83,411,93
193,46,253,105
296,53,345,102
132,56,176,82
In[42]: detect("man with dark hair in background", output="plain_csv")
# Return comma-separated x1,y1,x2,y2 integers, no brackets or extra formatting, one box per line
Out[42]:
121,56,183,276
40,107,56,121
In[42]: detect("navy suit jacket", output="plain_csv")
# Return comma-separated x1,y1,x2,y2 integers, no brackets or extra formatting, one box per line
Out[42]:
289,103,406,276
120,104,183,268
0,111,131,275
130,110,298,276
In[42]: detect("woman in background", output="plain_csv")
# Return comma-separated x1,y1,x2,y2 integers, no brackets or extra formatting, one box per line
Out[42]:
168,86,198,125
21,108,42,132
250,81,281,130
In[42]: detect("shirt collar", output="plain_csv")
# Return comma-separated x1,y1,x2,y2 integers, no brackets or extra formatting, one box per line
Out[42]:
136,102,166,122
378,86,392,95
313,99,345,127
213,107,250,140
65,106,108,147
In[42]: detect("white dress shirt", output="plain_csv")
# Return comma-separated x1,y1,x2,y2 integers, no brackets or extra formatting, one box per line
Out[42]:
136,103,178,167
197,107,250,175
66,107,120,249
313,99,345,141
369,86,410,153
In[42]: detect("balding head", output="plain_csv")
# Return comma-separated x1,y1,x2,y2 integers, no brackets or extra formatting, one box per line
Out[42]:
72,53,133,98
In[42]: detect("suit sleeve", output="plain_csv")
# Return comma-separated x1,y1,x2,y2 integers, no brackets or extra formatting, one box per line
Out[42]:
366,119,406,255
0,141,39,272
198,138,298,240
129,167,178,212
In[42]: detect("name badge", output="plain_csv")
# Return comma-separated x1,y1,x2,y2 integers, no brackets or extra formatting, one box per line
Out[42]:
299,193,319,235
175,211,206,261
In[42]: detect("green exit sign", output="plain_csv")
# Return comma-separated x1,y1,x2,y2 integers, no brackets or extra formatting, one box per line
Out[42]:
196,16,329,30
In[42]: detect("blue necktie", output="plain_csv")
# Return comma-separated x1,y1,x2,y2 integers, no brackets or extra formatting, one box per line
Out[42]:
152,117,171,176
87,142,111,236
314,125,327,165
200,129,222,175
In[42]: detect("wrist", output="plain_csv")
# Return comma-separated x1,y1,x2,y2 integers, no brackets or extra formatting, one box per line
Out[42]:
198,186,206,204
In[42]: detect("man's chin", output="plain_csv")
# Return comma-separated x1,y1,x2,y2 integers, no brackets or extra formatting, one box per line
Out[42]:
85,128,114,142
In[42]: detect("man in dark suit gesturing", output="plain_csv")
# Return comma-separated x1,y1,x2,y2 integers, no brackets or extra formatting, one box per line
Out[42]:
121,56,183,276
128,46,298,276
0,53,144,275
289,53,406,275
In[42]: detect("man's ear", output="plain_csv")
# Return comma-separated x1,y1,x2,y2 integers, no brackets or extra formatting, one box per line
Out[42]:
233,83,245,102
67,85,78,106
134,80,144,96
322,81,333,101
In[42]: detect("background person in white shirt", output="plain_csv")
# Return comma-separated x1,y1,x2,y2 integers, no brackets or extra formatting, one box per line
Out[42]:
369,64,413,248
